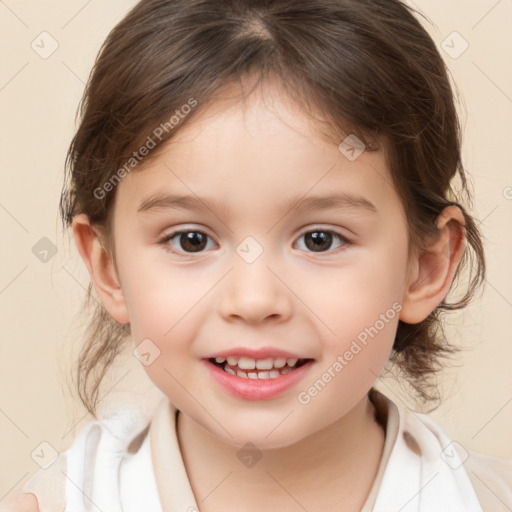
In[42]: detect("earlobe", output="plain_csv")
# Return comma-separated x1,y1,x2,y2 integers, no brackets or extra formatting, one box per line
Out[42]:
71,213,130,324
400,205,466,324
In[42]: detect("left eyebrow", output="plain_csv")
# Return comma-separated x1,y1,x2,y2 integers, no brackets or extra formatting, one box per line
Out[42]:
137,192,377,215
283,192,377,215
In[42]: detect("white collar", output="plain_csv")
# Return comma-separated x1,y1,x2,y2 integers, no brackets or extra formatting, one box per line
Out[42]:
368,389,483,511
147,389,483,511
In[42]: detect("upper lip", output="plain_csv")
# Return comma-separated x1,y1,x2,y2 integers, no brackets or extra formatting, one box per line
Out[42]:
204,347,312,360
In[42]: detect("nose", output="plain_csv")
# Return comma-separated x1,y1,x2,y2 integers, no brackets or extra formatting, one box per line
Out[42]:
217,252,293,325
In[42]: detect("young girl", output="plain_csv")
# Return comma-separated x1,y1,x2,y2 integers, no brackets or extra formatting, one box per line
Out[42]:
6,0,512,510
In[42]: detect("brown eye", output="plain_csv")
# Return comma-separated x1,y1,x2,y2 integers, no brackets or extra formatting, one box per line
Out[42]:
296,229,349,253
305,231,332,252
161,230,214,254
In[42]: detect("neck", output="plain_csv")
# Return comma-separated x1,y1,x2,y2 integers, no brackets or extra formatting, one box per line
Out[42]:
176,392,386,511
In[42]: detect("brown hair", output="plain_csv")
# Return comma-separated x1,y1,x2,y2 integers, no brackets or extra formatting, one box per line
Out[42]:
60,0,486,418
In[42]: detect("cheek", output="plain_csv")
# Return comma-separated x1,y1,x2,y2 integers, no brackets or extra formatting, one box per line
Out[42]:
302,243,407,339
299,240,407,392
120,244,209,333
296,304,399,427
120,254,215,374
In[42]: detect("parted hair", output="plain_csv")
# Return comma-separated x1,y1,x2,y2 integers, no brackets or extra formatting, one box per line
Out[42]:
60,0,486,418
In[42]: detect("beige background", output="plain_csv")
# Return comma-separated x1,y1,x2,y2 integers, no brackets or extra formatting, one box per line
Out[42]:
1,0,511,500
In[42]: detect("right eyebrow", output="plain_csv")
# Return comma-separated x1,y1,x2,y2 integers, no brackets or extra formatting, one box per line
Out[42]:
137,193,229,216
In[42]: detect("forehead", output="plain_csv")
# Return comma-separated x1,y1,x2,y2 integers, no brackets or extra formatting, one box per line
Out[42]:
115,85,399,220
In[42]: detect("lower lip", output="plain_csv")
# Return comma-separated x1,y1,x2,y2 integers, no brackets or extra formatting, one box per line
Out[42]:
202,359,314,401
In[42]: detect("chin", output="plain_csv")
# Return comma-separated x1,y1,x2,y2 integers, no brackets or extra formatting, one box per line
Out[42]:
203,413,313,451
221,430,305,451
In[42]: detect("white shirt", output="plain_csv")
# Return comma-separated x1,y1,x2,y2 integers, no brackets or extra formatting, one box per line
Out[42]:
17,388,512,511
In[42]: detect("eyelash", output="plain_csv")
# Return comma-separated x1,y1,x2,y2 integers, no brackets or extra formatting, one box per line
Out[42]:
157,227,351,257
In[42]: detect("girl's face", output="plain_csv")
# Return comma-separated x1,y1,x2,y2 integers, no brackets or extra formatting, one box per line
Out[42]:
110,86,413,449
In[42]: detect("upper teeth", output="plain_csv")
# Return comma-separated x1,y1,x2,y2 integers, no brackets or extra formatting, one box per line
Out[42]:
214,356,298,369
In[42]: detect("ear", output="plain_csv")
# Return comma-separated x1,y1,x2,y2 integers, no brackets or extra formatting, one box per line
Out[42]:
72,213,130,324
400,205,467,324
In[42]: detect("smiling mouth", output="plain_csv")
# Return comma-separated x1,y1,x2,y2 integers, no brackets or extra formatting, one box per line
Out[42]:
208,356,312,380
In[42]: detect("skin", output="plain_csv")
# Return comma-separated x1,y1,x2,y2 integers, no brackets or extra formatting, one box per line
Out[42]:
0,494,39,512
67,82,465,512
